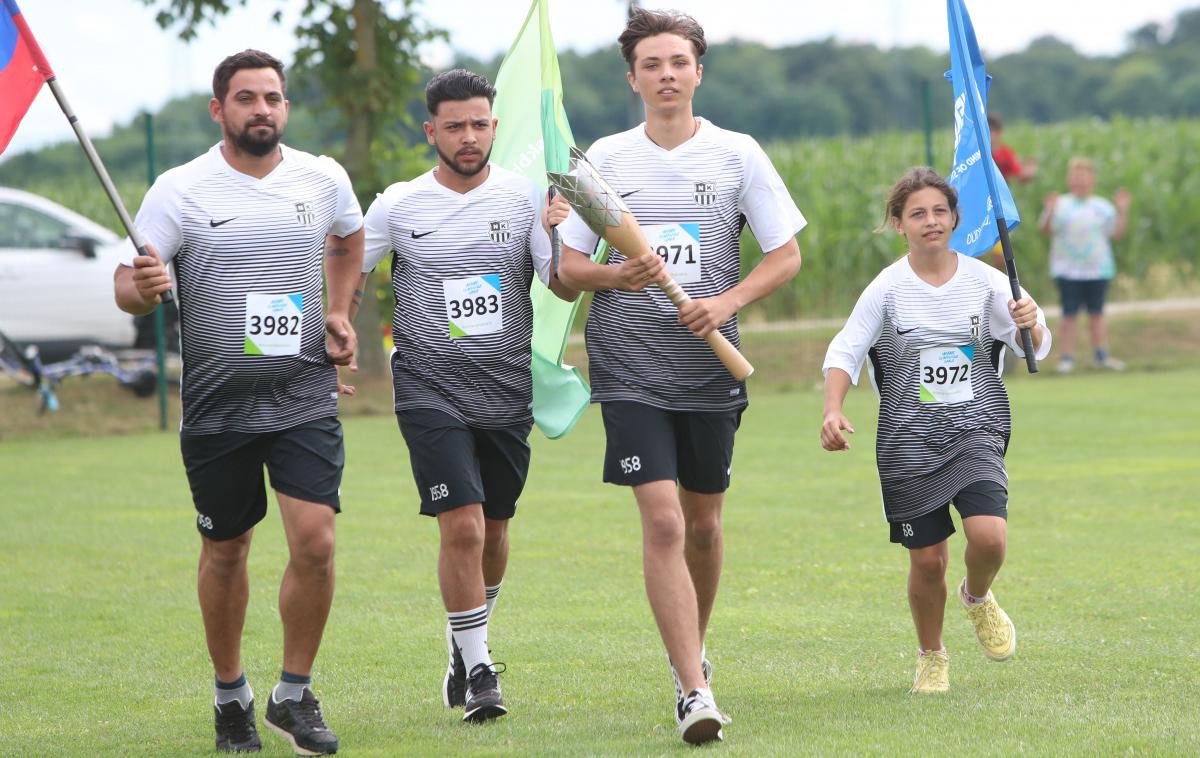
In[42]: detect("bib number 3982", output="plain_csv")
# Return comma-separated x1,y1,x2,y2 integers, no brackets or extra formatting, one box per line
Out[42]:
919,345,974,404
245,293,303,356
444,274,502,338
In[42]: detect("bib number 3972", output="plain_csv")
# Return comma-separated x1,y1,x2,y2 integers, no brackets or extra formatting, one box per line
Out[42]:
245,293,303,356
919,345,974,404
444,274,502,338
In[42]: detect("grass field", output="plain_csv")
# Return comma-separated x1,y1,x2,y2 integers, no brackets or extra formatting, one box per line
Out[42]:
2,338,1199,755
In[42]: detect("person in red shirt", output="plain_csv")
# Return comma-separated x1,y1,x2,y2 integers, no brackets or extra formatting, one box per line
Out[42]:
987,114,1038,270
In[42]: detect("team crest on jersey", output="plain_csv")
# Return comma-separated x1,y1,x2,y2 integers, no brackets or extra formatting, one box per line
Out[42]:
489,220,511,243
970,314,981,341
693,181,717,206
295,201,315,227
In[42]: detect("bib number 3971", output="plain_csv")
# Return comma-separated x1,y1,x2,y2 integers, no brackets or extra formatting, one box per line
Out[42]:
245,293,303,356
644,223,702,284
919,345,974,404
444,274,502,338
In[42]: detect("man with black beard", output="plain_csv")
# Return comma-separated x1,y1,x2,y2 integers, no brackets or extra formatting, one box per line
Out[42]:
355,69,576,723
114,49,363,755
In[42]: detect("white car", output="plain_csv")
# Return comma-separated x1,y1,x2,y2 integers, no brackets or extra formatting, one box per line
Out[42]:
0,187,137,360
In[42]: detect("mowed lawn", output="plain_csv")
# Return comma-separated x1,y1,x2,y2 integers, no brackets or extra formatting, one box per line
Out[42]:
1,369,1198,756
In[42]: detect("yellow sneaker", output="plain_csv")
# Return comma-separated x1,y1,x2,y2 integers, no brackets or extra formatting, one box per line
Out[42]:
909,649,949,694
960,582,1017,661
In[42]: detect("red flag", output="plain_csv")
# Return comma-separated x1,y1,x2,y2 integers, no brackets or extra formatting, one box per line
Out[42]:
1,0,54,154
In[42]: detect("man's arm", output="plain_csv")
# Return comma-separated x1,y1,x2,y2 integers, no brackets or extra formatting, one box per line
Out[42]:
324,227,365,366
539,193,581,303
677,238,802,338
114,245,172,316
558,244,666,294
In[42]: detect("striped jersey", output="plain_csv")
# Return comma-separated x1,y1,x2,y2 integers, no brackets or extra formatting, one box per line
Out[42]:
822,253,1052,522
559,119,805,412
362,165,552,427
131,142,363,434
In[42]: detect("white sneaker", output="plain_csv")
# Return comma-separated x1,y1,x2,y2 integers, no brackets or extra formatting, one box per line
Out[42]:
669,654,725,724
1099,355,1125,371
678,689,723,745
1056,356,1075,374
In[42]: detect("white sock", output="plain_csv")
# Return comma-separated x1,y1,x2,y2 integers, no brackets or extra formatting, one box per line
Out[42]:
960,580,988,605
449,604,492,674
485,582,502,619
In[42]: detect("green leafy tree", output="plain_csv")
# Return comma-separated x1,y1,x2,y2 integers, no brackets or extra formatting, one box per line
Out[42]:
139,0,442,376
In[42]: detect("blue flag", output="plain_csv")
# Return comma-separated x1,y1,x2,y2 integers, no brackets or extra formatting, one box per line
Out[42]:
944,0,1019,256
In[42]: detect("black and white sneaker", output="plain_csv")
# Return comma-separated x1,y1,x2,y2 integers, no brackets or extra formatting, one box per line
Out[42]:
264,689,339,755
214,698,261,753
669,655,725,724
678,689,724,745
463,663,507,723
442,623,467,708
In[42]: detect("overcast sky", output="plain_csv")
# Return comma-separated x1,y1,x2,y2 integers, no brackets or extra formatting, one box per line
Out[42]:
5,0,1196,157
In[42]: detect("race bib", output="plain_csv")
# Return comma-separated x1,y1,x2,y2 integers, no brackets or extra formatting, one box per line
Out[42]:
919,345,975,404
444,274,503,338
644,223,702,284
244,293,303,356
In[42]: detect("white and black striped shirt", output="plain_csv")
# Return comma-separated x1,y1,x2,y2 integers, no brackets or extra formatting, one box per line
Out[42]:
362,166,552,427
559,119,806,411
822,253,1052,522
131,143,363,434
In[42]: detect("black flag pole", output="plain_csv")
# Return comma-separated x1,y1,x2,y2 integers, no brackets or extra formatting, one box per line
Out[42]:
995,216,1037,373
45,77,173,305
948,0,1035,372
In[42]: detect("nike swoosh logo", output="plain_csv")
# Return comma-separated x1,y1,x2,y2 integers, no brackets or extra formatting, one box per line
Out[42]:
897,327,917,335
411,230,436,238
209,218,237,227
619,190,640,199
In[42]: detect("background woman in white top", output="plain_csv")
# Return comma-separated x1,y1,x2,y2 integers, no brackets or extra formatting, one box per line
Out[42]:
820,167,1051,695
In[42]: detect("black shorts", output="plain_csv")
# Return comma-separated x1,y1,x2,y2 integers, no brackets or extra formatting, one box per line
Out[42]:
397,407,532,520
890,480,1008,549
180,416,343,541
1056,277,1109,316
600,401,742,494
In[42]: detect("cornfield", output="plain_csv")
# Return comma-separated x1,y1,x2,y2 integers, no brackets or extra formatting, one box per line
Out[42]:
752,116,1200,319
15,117,1199,322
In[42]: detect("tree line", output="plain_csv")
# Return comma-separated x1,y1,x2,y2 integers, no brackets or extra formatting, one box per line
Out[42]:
4,6,1199,189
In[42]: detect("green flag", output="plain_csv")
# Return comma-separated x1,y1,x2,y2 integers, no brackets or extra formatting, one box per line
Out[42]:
492,0,602,439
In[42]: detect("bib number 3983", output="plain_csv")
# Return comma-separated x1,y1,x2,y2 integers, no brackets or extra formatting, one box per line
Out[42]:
244,293,303,356
644,223,702,284
444,274,502,338
919,345,974,404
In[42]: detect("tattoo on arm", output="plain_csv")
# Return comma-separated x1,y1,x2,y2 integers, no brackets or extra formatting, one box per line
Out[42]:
325,245,351,258
352,289,364,307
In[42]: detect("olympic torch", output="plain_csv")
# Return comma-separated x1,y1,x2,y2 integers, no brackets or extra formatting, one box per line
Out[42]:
548,147,754,380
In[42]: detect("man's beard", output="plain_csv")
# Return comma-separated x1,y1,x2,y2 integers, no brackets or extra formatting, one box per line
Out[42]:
436,144,491,178
228,120,281,157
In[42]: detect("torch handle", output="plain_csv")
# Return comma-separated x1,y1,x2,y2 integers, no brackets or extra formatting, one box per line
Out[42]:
608,213,754,380
655,274,754,380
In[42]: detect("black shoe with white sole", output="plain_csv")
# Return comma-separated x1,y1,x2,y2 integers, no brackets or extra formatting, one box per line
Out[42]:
214,698,261,753
264,690,339,755
463,663,508,723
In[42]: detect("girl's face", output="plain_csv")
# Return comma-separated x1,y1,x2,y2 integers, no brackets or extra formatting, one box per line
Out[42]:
1067,165,1096,197
893,186,956,255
